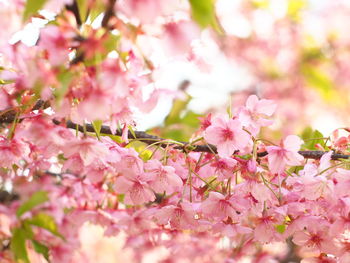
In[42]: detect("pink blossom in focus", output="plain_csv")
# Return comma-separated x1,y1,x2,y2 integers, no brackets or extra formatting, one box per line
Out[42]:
204,115,251,157
144,159,183,194
266,135,304,174
239,95,277,135
63,137,109,166
210,157,237,181
114,173,154,205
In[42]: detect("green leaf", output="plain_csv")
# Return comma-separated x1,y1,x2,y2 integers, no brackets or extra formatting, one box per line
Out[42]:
23,0,47,21
16,191,49,218
181,111,201,128
89,0,106,22
54,70,73,103
32,240,50,261
163,129,187,142
76,0,89,23
92,120,103,139
27,213,64,239
165,93,191,126
11,228,29,263
188,0,218,29
300,126,327,150
275,224,286,234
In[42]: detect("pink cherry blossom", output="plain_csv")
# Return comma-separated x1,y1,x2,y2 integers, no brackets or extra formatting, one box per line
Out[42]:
154,201,197,229
144,159,183,194
0,136,29,167
204,115,251,157
266,135,304,174
163,20,200,56
239,95,277,135
39,25,73,66
114,173,155,205
210,157,237,181
63,137,109,166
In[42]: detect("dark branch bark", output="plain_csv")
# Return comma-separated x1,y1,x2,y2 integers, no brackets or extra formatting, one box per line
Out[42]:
53,119,350,160
101,0,117,28
0,101,349,160
65,1,82,26
0,100,47,124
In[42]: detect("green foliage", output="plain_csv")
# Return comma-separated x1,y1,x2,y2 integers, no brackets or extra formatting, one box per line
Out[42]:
32,240,50,261
300,126,327,150
165,93,191,126
11,228,30,263
92,120,103,139
54,70,73,103
301,65,333,98
76,0,89,23
16,191,49,218
188,0,219,30
27,213,64,239
23,0,47,21
89,0,106,22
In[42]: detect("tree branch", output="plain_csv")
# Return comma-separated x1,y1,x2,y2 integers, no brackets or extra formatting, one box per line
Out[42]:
65,0,82,27
53,119,350,160
0,102,349,160
101,0,117,28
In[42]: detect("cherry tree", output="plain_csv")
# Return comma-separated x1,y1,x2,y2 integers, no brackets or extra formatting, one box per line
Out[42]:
0,0,350,262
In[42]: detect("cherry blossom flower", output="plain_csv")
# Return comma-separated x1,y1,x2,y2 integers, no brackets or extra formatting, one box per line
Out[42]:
210,157,237,181
204,115,251,157
0,136,29,167
154,201,197,229
39,25,73,66
239,95,277,135
266,135,304,174
293,223,338,255
63,137,109,166
114,173,154,205
163,21,200,56
200,192,237,220
144,159,183,194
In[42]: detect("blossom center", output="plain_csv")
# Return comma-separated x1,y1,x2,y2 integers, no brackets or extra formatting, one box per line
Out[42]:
221,128,234,141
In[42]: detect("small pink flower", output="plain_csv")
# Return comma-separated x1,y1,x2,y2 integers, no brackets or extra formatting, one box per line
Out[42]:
39,25,73,66
114,173,154,205
145,159,183,194
154,201,197,229
239,95,276,135
200,192,237,220
0,136,28,167
204,115,251,157
266,135,304,174
63,138,109,166
210,157,237,181
293,224,338,255
163,20,200,56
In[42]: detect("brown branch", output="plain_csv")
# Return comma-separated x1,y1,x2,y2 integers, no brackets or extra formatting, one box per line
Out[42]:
65,0,82,26
53,119,350,160
0,101,349,160
0,100,48,124
101,0,117,28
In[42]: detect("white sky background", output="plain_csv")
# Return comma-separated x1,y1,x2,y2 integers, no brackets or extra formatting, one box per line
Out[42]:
9,0,347,135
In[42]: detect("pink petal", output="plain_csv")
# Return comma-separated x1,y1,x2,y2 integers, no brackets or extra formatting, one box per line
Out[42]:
283,135,303,152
